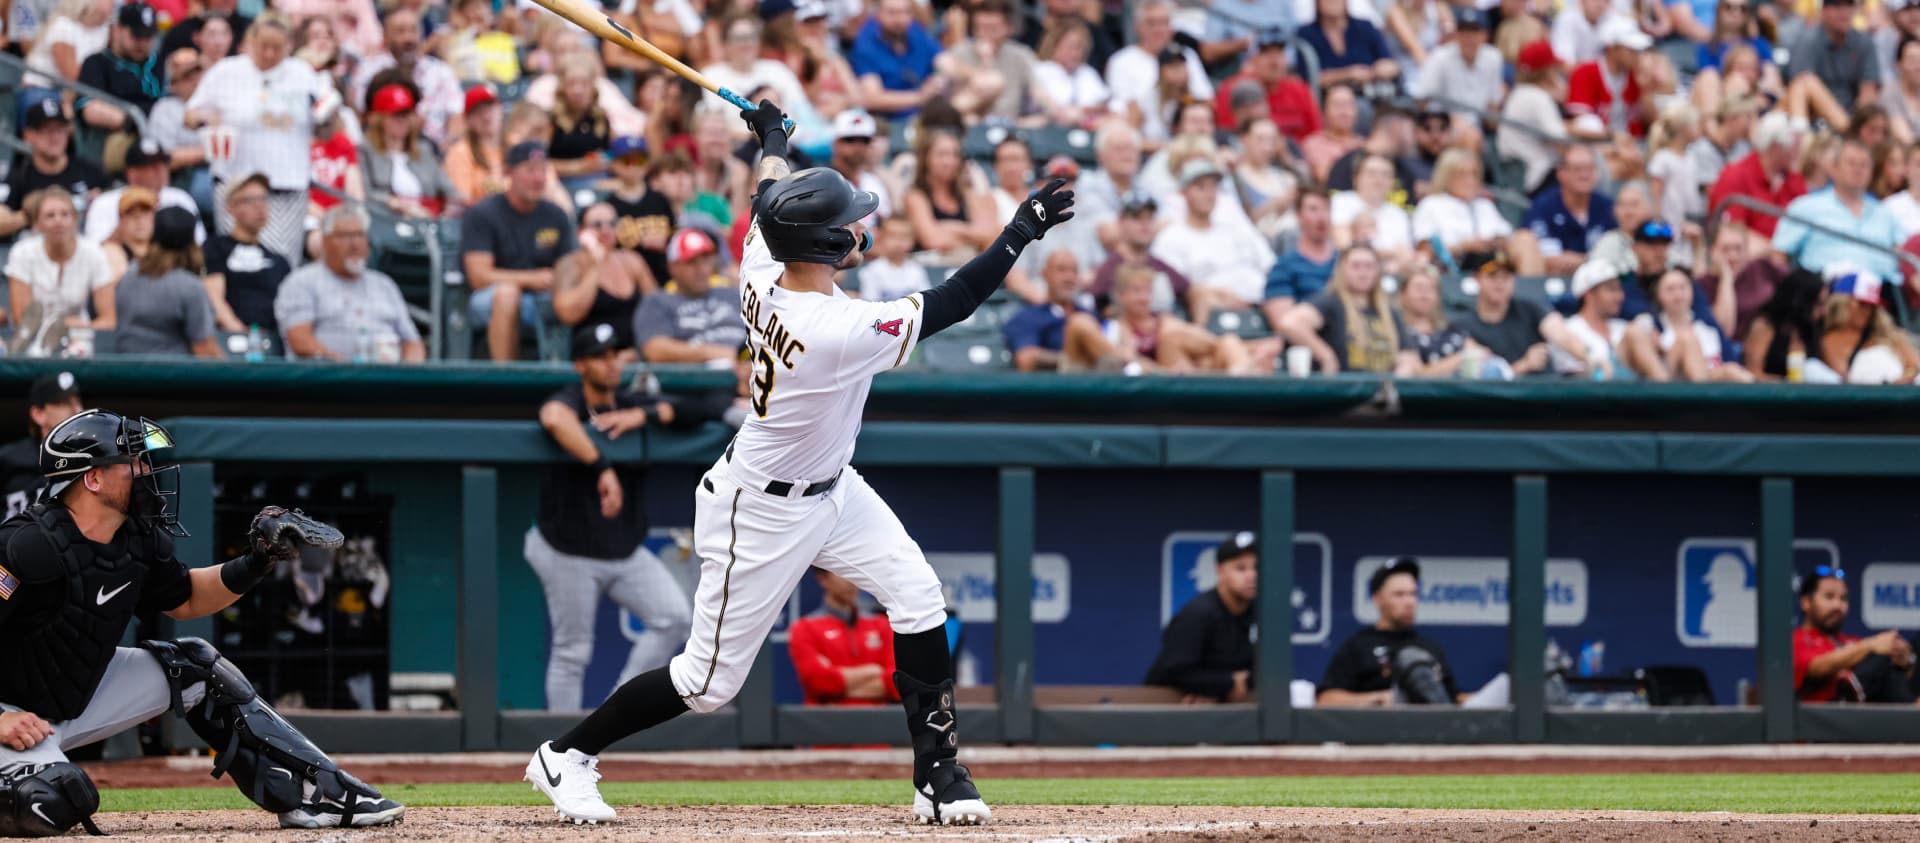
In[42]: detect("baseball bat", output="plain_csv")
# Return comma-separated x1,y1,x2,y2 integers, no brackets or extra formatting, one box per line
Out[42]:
522,0,795,135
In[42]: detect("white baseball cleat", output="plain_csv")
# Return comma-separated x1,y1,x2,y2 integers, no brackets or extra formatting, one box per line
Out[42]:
526,741,617,824
911,760,991,826
278,790,405,828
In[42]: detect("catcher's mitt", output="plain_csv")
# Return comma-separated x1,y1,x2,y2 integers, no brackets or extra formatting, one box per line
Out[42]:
249,506,345,566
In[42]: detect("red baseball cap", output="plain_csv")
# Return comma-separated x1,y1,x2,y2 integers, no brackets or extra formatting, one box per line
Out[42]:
667,228,717,264
1516,40,1561,72
371,83,417,115
463,85,498,115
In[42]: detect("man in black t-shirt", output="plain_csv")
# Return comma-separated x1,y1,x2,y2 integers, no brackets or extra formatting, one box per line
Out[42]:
526,322,695,711
1453,255,1583,377
1144,531,1258,703
462,141,577,360
1318,557,1466,706
77,2,163,137
0,372,85,520
204,173,293,332
611,150,694,285
1324,105,1418,196
0,99,111,240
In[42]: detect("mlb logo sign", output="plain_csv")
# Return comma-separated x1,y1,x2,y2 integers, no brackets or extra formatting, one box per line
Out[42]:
1675,538,1837,648
1160,532,1331,644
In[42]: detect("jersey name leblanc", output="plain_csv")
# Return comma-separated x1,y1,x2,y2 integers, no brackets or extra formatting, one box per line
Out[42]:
740,280,806,371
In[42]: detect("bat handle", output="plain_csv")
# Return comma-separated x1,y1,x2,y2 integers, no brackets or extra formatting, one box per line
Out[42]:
718,86,797,138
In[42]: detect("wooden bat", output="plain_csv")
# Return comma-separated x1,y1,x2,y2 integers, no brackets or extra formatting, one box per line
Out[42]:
523,0,794,134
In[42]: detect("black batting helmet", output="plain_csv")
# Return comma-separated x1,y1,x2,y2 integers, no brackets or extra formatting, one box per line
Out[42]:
41,409,186,535
756,168,878,265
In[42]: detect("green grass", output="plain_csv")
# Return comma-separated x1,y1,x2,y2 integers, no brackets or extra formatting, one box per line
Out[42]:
101,774,1920,815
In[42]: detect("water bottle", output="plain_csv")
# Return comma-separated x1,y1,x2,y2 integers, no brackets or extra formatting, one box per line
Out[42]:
1787,350,1806,383
1578,640,1605,677
354,325,371,363
245,324,265,362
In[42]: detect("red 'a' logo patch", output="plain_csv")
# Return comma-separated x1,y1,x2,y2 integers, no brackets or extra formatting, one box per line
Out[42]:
871,318,903,337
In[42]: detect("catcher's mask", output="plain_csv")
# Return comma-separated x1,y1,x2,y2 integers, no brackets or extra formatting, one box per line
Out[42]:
41,409,186,537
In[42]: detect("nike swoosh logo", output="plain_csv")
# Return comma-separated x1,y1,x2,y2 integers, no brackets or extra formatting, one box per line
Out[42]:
96,582,130,605
270,767,292,779
29,802,54,827
539,752,562,787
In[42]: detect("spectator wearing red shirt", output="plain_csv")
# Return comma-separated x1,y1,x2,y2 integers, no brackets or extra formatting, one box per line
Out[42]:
1708,112,1807,243
788,568,901,706
1566,18,1650,137
1214,31,1321,141
1793,567,1917,704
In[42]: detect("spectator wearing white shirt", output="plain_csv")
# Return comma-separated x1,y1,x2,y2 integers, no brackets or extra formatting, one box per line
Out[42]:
857,217,931,301
1031,16,1110,128
1106,0,1213,133
1412,7,1505,118
1498,40,1572,195
1550,0,1612,67
1150,159,1277,325
83,138,205,246
22,0,108,90
185,12,327,264
1332,153,1416,275
1623,268,1755,382
1553,259,1629,377
1413,149,1513,271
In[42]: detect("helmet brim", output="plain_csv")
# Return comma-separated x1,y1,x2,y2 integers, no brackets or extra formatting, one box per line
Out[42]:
828,191,880,228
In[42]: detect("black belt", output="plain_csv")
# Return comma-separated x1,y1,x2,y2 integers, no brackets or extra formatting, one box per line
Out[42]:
722,441,840,497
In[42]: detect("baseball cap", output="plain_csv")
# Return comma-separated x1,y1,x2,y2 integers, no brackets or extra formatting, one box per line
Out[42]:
463,84,498,115
1120,190,1158,214
795,0,830,20
118,186,158,215
1368,557,1422,595
153,206,198,250
1633,220,1676,243
506,140,548,168
117,1,158,37
833,109,877,141
571,321,627,359
1178,158,1222,187
1214,531,1257,564
1255,28,1290,51
1476,252,1516,276
1454,6,1489,29
1829,267,1883,305
1571,260,1620,299
1516,40,1561,72
28,371,81,408
126,136,168,169
222,172,271,204
371,83,417,115
667,227,718,264
609,135,649,160
24,98,66,130
1600,17,1652,50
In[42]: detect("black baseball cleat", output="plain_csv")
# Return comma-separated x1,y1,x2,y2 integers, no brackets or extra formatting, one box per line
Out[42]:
911,759,990,825
278,791,405,828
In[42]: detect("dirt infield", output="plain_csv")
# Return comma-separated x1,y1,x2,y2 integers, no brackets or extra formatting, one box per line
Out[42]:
82,805,1920,842
84,745,1920,789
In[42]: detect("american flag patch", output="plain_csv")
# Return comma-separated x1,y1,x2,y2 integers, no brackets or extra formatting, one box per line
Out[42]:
0,564,16,600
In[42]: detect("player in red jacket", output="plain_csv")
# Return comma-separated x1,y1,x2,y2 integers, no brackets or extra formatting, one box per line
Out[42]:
788,568,900,705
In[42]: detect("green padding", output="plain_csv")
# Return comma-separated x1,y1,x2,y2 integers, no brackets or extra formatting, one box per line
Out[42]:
1659,434,1920,476
1395,379,1920,421
164,417,644,463
1165,428,1661,472
862,372,1381,418
856,423,1163,466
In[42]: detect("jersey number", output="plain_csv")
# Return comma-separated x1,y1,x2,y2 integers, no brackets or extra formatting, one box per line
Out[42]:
749,347,776,418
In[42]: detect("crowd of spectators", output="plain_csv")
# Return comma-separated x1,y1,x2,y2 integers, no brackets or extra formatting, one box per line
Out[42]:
2,0,1919,382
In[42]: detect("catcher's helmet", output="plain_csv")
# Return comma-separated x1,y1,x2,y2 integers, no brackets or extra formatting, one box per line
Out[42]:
756,168,878,265
41,409,186,536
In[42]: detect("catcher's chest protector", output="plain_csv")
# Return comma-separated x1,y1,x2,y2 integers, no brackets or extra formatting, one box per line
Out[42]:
0,506,153,722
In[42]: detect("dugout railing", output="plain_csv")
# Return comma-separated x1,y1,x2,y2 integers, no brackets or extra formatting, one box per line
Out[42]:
121,410,1920,754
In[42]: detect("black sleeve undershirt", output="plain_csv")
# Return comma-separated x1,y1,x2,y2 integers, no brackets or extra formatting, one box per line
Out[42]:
918,228,1033,339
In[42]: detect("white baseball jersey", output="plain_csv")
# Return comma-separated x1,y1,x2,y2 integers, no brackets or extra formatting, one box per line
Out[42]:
729,221,925,484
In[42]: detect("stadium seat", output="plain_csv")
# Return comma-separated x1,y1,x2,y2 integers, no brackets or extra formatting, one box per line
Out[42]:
1208,308,1271,340
914,330,1011,371
1439,272,1477,312
1511,275,1566,311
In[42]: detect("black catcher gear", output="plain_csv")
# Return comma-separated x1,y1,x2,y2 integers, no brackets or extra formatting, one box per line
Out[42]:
0,763,101,837
39,410,183,537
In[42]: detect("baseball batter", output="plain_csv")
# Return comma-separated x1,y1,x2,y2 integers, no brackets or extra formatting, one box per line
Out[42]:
527,99,1075,826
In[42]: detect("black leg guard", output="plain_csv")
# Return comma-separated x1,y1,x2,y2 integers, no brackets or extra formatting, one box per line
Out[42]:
894,672,959,786
140,638,382,822
0,763,102,837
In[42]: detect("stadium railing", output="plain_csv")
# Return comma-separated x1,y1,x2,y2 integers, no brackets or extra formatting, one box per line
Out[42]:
1708,193,1919,330
0,49,153,152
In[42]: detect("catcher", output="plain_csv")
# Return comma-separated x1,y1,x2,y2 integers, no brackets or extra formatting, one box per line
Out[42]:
0,410,404,836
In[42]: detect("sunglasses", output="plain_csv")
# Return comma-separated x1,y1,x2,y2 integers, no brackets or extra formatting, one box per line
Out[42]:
1639,221,1676,240
585,219,617,230
1814,565,1846,581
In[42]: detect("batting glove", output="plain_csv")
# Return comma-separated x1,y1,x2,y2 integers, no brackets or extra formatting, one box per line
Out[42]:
1005,178,1076,242
742,99,789,146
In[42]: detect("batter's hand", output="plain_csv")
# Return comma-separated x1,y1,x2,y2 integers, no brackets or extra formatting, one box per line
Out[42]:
742,98,789,145
250,506,346,567
597,468,624,518
0,711,53,751
1006,178,1075,241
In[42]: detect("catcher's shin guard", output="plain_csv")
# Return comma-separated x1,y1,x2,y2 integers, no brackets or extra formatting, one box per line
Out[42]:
0,762,101,838
140,638,383,821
